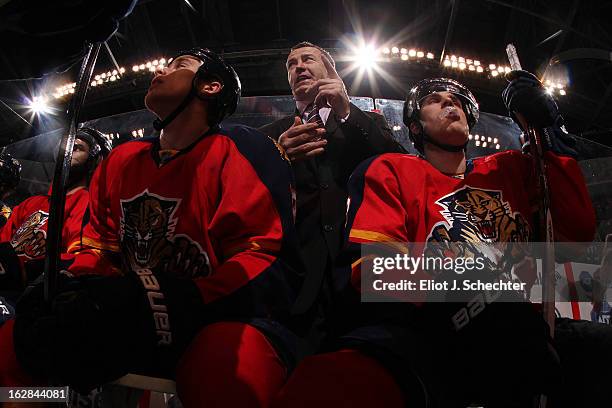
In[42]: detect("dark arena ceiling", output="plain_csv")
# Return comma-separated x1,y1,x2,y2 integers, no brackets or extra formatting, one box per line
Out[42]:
1,0,611,147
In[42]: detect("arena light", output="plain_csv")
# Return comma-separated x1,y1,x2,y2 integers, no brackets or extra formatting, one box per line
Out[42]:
27,96,53,115
426,52,434,59
351,43,379,71
559,89,566,96
391,46,399,54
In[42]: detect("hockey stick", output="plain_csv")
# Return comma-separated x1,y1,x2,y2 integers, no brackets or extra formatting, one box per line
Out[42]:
43,42,101,303
506,43,556,408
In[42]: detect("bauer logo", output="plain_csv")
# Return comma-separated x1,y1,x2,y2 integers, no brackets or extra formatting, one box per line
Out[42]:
135,267,172,346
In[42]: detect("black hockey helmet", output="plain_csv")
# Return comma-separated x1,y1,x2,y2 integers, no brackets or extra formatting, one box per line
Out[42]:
76,126,112,159
0,152,21,190
403,77,479,154
153,47,241,131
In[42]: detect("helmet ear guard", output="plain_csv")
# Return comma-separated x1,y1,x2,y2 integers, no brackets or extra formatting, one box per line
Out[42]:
403,77,479,154
76,127,112,159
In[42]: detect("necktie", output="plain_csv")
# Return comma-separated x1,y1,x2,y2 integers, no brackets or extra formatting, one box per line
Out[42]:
303,103,323,127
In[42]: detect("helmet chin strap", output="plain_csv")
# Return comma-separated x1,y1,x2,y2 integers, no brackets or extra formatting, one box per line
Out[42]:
419,122,468,153
153,76,220,131
153,90,195,131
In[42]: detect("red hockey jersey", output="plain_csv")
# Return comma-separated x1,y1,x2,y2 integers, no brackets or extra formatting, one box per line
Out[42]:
68,124,301,321
0,187,89,275
345,150,596,297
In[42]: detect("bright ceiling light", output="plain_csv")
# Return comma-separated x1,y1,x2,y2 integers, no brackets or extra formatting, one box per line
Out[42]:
353,44,378,71
27,96,52,115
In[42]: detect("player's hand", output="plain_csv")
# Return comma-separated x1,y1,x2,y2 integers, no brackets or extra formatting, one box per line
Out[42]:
309,57,350,119
0,242,24,290
0,295,15,326
278,116,327,161
13,274,137,392
502,70,560,130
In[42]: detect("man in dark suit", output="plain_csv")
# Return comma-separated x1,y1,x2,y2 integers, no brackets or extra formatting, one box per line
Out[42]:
259,41,405,343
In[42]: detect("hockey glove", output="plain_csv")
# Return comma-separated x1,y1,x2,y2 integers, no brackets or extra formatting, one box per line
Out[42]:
0,241,23,291
417,299,560,396
503,70,577,158
13,269,205,393
0,294,15,326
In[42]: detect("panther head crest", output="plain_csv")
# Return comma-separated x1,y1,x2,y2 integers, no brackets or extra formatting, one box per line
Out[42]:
120,191,179,269
436,187,512,242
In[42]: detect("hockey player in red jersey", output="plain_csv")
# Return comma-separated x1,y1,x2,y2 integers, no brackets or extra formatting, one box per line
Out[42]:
0,128,110,320
271,75,612,407
1,48,302,408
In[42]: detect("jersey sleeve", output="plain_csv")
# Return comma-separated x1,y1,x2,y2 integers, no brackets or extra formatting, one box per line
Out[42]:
198,127,302,320
511,150,596,243
68,158,122,277
342,155,416,294
544,152,596,242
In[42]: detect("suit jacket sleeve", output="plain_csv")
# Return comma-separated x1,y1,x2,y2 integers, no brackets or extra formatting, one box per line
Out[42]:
341,103,405,155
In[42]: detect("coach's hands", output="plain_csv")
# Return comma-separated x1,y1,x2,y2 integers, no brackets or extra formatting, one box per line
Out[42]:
278,116,327,161
309,57,351,119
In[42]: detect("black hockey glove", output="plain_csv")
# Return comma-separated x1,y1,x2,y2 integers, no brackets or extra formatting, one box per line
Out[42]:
503,70,577,158
0,294,15,326
417,299,560,396
0,241,23,291
13,269,205,393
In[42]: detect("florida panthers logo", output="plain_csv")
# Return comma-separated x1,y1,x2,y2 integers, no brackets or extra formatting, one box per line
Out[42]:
426,186,534,295
10,210,48,259
428,186,530,244
120,191,211,278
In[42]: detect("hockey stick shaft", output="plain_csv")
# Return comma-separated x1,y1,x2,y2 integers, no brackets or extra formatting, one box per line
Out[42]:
506,43,556,408
505,44,556,335
43,42,101,303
